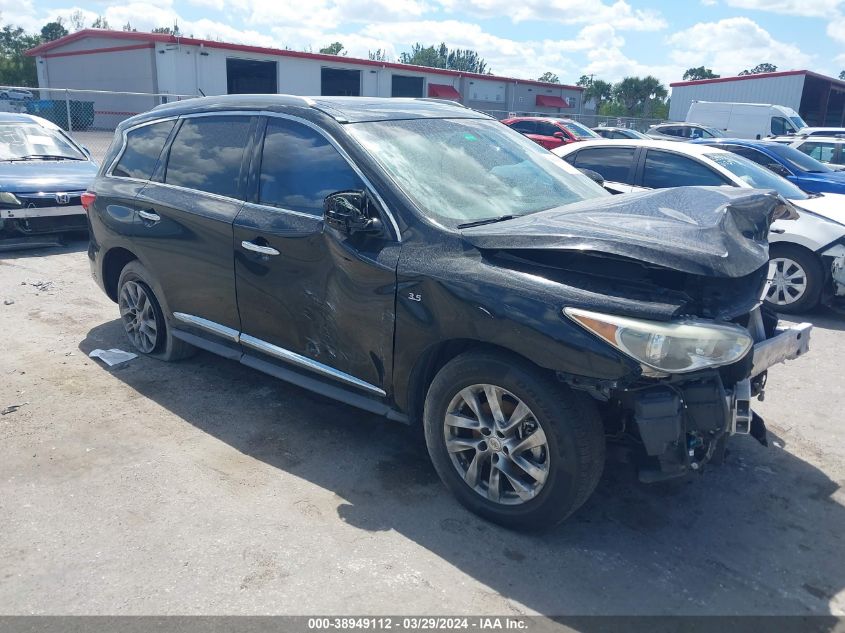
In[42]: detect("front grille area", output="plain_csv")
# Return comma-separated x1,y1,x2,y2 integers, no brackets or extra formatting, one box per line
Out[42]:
12,191,85,209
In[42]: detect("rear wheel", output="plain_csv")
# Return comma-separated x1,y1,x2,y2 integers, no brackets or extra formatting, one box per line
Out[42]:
424,351,605,529
764,244,824,314
117,261,195,361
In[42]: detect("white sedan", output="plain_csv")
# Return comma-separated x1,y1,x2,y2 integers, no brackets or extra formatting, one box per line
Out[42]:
554,139,845,313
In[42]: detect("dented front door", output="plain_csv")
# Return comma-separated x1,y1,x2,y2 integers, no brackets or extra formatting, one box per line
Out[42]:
232,116,399,396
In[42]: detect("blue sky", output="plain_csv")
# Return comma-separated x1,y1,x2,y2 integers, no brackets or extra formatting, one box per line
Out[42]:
5,0,844,86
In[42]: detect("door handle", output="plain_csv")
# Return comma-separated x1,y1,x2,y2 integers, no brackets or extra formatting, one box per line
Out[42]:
138,209,161,222
241,240,280,256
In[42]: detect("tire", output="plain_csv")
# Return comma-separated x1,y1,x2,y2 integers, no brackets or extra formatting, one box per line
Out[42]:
764,244,824,314
423,351,605,529
117,261,196,361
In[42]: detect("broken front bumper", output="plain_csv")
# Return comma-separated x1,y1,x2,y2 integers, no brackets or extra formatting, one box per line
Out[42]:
750,322,812,377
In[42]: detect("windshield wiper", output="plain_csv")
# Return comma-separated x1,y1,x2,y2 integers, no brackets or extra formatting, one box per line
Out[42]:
457,215,515,229
7,154,84,161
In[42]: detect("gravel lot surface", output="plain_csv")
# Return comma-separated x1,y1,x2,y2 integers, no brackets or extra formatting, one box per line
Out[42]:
1,239,844,616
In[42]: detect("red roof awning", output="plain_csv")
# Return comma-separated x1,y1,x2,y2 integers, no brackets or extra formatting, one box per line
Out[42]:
428,83,462,100
536,95,571,108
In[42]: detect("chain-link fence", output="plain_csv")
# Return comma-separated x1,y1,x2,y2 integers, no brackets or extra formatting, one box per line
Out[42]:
0,86,198,163
478,108,665,132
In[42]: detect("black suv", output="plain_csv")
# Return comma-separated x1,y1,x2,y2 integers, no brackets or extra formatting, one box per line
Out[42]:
85,95,811,528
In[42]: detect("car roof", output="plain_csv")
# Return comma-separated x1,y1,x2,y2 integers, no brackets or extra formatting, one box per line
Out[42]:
552,138,729,156
506,116,577,123
0,112,43,124
791,136,845,142
144,94,488,124
651,122,707,127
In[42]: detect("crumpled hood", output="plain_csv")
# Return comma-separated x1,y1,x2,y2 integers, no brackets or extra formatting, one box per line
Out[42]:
462,187,791,278
0,160,99,193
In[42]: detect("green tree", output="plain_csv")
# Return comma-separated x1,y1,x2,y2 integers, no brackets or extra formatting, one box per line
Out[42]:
40,20,68,42
0,24,40,86
152,22,180,35
576,74,593,87
69,11,86,32
584,78,612,112
368,48,388,61
739,62,777,76
839,70,845,80
538,72,560,83
122,22,136,32
609,75,668,117
319,42,345,55
90,16,110,29
683,66,719,81
399,42,490,74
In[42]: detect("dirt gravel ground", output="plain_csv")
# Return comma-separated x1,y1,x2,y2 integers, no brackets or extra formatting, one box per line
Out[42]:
1,239,844,616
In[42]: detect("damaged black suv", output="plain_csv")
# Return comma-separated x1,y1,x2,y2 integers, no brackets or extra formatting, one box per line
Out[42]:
85,96,811,528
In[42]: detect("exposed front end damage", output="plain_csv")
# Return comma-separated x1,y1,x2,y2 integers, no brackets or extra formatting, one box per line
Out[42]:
822,243,845,300
463,187,812,482
586,308,812,482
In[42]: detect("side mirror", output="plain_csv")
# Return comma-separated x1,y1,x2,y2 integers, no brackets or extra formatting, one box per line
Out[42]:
578,168,605,187
324,190,382,235
767,163,790,177
553,131,565,139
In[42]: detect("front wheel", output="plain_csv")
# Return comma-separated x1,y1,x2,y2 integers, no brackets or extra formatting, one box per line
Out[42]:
423,351,605,529
764,244,824,314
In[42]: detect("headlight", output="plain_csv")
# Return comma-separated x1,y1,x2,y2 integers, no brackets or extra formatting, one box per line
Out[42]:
564,307,753,375
0,192,20,207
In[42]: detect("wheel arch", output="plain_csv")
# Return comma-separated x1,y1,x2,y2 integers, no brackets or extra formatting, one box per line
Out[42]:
102,246,138,302
403,339,551,426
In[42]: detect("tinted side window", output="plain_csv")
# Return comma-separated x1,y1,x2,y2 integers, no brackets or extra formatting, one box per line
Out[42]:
771,117,790,135
536,122,559,136
258,118,364,215
799,142,835,163
660,126,682,137
642,150,729,188
112,120,175,180
572,147,636,184
722,145,770,166
509,120,536,134
165,116,251,198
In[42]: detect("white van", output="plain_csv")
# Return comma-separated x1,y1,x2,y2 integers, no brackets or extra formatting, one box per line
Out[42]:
685,101,808,140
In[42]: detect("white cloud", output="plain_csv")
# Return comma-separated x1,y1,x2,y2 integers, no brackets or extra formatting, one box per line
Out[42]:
722,0,843,17
581,46,682,86
435,0,666,30
667,17,813,75
828,15,845,44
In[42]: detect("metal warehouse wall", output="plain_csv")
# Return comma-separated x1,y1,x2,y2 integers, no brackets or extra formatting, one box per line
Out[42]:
669,74,806,120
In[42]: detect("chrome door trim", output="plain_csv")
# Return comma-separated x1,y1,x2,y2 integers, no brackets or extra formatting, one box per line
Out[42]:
241,240,280,256
171,312,386,397
138,209,161,222
240,333,387,396
172,312,239,342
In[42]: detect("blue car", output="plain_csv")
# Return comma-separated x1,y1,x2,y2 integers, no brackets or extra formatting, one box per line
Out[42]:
0,112,98,236
693,137,845,195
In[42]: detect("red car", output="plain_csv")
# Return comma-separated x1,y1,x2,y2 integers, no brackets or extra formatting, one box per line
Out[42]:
502,117,600,150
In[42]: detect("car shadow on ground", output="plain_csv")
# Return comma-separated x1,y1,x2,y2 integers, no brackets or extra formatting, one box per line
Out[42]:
80,318,845,616
0,234,88,257
779,304,845,332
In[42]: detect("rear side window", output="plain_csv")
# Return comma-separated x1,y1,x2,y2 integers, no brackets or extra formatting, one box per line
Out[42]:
721,145,771,167
571,147,636,184
642,150,729,188
536,121,560,137
165,116,251,198
112,120,175,180
258,118,364,215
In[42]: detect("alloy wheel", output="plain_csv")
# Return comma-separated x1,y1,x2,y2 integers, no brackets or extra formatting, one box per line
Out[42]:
444,384,550,505
766,257,808,306
119,280,159,353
